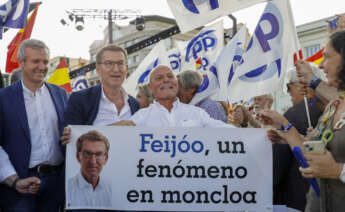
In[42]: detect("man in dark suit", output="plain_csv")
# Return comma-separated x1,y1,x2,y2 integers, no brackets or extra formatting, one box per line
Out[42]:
0,39,68,212
64,44,139,126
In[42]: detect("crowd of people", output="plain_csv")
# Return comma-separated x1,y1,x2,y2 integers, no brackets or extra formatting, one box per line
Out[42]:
0,20,345,212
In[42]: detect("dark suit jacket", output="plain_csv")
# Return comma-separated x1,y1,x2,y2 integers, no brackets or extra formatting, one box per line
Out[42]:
0,81,68,206
273,101,323,211
64,84,140,125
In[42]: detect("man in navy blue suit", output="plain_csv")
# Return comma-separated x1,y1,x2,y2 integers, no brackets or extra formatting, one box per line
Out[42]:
63,44,139,127
0,39,68,212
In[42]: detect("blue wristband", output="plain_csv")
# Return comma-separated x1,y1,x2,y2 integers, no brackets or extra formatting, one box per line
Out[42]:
281,123,293,132
309,75,321,90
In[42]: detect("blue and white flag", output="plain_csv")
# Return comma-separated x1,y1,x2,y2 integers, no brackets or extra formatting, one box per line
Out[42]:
211,25,247,101
0,0,28,29
167,0,267,33
72,69,88,92
186,20,224,105
228,0,299,103
123,41,170,96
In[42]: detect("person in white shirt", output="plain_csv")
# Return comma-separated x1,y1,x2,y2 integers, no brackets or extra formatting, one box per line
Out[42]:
129,65,235,128
0,39,68,211
67,130,112,208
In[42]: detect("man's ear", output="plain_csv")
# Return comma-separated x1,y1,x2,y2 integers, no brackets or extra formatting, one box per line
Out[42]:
76,152,81,163
18,59,25,69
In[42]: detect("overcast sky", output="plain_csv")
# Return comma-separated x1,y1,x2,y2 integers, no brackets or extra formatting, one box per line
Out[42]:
1,0,345,72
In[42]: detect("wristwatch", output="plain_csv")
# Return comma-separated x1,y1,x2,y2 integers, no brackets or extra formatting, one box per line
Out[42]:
340,163,345,183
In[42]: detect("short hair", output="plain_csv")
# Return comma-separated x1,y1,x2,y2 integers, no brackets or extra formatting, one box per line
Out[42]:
10,68,22,85
96,44,128,64
149,65,174,83
76,130,110,153
138,84,154,103
17,39,50,61
177,70,202,90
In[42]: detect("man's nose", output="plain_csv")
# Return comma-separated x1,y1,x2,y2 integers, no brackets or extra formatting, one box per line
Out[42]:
89,154,97,163
38,61,47,70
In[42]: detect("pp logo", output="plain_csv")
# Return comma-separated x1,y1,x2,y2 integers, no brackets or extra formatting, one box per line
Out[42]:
239,2,283,83
182,0,219,14
228,43,244,86
185,29,217,64
168,53,182,74
73,79,88,91
138,59,159,84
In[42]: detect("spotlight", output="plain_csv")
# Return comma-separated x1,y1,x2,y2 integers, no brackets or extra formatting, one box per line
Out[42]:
60,19,68,26
135,16,145,31
68,13,74,22
75,16,84,31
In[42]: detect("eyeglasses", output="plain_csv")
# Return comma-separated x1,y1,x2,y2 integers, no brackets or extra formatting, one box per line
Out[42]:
99,60,126,69
81,150,107,160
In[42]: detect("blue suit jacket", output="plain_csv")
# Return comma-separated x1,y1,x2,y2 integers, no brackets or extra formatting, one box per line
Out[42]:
0,81,68,206
64,84,140,125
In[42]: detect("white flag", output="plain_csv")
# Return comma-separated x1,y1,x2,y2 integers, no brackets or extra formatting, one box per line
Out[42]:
228,0,299,103
123,41,169,96
167,0,267,33
72,69,88,92
185,21,224,105
212,25,247,101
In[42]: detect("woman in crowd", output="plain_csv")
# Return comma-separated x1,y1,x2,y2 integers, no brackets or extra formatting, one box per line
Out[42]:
261,30,345,212
136,84,154,108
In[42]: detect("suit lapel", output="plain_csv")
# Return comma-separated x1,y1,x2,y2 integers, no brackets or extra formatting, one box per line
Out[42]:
12,82,31,140
88,84,102,124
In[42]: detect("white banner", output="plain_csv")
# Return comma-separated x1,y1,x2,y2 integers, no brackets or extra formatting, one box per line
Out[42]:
66,126,273,211
228,0,299,103
167,0,267,33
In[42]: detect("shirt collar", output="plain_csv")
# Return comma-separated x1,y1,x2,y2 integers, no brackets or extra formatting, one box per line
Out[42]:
153,98,180,112
101,85,128,104
21,80,46,96
77,172,104,190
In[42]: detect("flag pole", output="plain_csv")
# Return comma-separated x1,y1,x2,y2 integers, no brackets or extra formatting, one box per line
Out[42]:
287,0,312,128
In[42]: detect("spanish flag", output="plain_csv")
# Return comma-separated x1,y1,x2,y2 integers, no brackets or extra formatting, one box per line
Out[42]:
5,3,39,73
306,48,324,66
47,59,72,93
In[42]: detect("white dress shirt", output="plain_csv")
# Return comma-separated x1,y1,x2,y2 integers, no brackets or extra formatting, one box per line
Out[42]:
0,82,63,182
67,172,112,208
93,87,132,126
130,99,235,128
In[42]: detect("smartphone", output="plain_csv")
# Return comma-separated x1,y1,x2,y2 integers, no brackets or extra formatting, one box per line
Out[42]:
303,140,325,154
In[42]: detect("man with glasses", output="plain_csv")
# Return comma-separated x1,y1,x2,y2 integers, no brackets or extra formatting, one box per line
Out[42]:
64,44,139,127
67,130,111,208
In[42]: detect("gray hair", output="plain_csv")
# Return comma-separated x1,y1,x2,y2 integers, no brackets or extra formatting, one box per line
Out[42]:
177,70,202,90
17,39,50,61
138,84,154,104
10,68,22,85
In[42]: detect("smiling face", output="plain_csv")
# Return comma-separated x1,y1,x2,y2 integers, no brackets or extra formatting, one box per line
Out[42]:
77,140,108,184
320,43,343,88
148,66,178,101
19,47,49,87
96,50,128,89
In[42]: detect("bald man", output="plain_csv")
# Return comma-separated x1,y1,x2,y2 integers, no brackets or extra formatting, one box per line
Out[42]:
129,65,235,128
